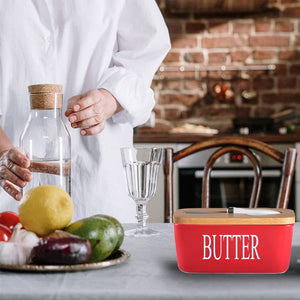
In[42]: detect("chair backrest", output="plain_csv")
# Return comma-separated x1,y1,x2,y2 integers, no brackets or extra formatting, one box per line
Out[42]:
163,136,297,223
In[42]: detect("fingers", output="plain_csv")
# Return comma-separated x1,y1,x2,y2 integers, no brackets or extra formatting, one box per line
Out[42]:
69,105,95,124
71,90,99,111
0,165,27,188
0,180,22,201
80,123,105,136
65,94,82,117
5,148,32,181
67,92,99,118
65,89,120,136
8,148,30,168
65,90,106,136
66,94,81,110
72,115,104,130
0,147,32,200
69,105,105,127
65,108,73,117
65,91,98,117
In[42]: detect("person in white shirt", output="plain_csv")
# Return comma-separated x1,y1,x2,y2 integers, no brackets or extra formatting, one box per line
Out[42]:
0,0,170,222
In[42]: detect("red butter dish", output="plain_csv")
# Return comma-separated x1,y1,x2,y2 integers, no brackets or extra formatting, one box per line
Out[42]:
173,208,295,273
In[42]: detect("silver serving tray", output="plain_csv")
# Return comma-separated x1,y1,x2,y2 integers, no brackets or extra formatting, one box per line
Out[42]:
0,249,130,272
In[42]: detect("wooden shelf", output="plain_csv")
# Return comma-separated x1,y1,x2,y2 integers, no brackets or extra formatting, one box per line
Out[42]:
166,0,270,14
134,132,300,144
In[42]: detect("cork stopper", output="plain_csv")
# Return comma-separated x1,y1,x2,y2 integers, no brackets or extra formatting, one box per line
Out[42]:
28,84,63,109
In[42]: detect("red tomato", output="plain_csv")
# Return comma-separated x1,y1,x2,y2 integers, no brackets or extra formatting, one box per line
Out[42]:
0,224,12,242
0,211,21,230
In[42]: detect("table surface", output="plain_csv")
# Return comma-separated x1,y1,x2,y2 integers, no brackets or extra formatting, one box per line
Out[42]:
1,223,300,300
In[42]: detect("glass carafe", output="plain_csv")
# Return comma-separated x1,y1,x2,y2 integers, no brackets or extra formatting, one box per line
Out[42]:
19,84,71,196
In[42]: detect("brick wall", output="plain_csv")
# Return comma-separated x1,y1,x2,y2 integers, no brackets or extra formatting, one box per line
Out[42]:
144,0,300,133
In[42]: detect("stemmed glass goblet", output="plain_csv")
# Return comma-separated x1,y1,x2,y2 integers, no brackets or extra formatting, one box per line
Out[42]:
121,147,162,237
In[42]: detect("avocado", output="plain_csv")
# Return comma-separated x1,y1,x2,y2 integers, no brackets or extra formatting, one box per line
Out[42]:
64,216,118,262
92,214,124,252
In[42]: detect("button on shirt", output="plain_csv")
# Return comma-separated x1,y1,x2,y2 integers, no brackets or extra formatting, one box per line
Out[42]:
0,0,170,222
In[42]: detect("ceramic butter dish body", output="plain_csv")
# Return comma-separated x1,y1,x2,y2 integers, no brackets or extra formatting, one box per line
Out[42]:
173,208,295,273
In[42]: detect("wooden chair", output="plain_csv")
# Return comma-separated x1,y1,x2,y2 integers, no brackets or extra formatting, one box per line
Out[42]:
163,136,297,223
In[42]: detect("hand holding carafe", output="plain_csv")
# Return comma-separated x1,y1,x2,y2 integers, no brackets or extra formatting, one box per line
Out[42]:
0,147,32,201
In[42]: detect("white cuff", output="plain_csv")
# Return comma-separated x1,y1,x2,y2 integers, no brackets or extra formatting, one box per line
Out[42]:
98,67,155,127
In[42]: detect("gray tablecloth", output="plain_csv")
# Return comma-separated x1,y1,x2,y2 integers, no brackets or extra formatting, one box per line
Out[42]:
1,223,300,300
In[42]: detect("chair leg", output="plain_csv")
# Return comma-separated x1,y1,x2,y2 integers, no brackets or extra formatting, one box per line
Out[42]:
276,148,297,209
164,148,174,223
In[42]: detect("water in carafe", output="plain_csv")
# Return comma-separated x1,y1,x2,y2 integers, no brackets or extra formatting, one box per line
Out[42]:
19,84,71,196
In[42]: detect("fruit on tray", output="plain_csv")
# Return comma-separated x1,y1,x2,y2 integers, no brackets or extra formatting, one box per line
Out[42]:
92,214,124,252
18,185,74,236
64,215,121,262
0,211,21,231
0,206,124,265
0,224,40,265
30,231,91,265
0,224,12,242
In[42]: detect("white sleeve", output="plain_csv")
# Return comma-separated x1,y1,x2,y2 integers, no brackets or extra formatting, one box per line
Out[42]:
97,0,170,127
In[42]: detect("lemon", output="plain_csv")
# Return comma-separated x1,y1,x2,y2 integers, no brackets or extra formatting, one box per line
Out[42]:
18,185,74,236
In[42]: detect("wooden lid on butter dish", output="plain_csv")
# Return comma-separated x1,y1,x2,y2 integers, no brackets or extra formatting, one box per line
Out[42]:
173,208,295,225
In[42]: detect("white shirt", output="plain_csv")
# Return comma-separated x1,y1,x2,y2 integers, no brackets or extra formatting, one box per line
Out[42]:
0,0,170,222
